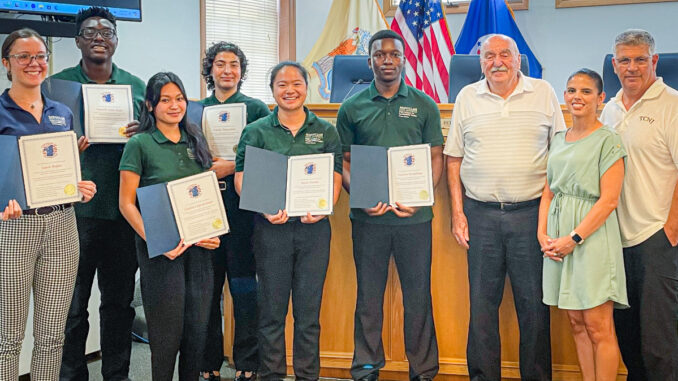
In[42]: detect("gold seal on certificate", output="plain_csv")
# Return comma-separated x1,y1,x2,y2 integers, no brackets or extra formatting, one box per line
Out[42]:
201,103,247,160
387,144,434,207
18,131,83,208
82,84,134,143
166,171,230,245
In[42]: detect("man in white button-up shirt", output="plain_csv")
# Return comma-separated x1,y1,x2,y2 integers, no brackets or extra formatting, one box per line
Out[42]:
600,29,678,381
445,34,565,381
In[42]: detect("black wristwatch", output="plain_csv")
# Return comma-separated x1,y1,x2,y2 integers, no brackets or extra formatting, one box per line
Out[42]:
570,231,584,245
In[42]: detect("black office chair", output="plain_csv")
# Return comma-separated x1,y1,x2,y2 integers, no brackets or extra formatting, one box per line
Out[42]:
602,52,678,102
330,55,373,103
447,54,529,103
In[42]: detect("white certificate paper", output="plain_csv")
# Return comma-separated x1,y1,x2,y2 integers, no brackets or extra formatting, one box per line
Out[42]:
387,144,434,207
166,171,229,245
82,84,134,143
202,103,247,160
18,131,82,208
285,153,334,217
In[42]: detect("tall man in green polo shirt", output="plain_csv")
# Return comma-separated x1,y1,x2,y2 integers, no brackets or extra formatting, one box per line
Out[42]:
52,7,146,381
199,41,270,381
336,30,443,381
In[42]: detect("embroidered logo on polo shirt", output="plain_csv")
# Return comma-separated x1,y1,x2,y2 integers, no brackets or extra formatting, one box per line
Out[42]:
304,133,324,144
639,115,655,124
398,106,418,118
186,148,196,160
48,115,67,126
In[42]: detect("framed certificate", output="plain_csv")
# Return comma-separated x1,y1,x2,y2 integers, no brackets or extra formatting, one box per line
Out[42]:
1,131,83,209
82,84,134,143
202,103,247,160
349,144,434,208
136,171,229,258
239,146,335,216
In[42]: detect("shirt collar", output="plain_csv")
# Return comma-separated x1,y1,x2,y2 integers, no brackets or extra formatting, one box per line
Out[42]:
271,106,315,129
368,79,409,100
150,126,188,144
611,77,666,109
476,72,532,97
76,60,120,84
0,88,58,112
208,90,243,104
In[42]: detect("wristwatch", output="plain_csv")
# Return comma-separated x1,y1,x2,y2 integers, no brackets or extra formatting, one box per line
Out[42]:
570,231,584,245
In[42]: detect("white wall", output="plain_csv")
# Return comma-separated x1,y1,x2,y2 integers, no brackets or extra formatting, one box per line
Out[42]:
1,0,201,98
296,0,678,101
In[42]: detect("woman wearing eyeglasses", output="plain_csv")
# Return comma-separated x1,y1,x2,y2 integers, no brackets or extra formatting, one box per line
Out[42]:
0,28,96,380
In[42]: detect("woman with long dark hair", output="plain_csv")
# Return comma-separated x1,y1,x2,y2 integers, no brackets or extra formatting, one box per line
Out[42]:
0,28,96,379
118,72,220,381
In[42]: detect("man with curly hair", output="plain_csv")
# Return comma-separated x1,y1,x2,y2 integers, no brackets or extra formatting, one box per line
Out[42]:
199,41,270,381
52,6,145,381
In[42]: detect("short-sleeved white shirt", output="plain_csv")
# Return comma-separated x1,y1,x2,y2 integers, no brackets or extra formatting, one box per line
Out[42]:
444,74,566,202
600,78,678,247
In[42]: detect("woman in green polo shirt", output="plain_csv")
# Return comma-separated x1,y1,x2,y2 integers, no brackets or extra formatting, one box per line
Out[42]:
118,72,221,381
234,62,343,381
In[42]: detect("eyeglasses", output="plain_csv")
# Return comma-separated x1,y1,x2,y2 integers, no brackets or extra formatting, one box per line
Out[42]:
79,28,116,40
5,53,50,65
615,56,652,68
372,51,403,61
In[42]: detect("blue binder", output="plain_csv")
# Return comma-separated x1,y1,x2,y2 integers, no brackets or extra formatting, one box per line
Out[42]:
41,78,84,137
239,145,288,215
136,183,181,258
187,100,204,128
0,135,28,210
349,145,389,209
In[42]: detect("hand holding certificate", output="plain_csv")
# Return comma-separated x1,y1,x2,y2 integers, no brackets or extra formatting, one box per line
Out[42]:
82,84,134,143
349,144,434,209
136,171,229,258
202,103,247,160
1,131,83,209
239,146,334,217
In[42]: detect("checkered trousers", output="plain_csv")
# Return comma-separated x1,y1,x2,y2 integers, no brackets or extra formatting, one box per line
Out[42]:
0,207,79,381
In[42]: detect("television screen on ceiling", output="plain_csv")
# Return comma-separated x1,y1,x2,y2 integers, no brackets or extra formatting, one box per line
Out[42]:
0,0,142,21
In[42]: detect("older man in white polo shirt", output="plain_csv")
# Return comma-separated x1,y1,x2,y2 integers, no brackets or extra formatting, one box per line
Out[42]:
601,29,678,381
445,34,565,381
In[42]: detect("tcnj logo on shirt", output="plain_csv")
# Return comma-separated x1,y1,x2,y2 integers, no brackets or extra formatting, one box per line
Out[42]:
186,148,196,160
304,133,323,144
639,115,655,124
399,106,418,118
48,115,67,126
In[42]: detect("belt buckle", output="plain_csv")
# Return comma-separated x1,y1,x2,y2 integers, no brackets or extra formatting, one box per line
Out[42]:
218,181,227,191
500,202,507,210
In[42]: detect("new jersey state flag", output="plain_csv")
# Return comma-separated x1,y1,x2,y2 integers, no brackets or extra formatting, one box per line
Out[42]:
455,0,542,78
301,0,388,103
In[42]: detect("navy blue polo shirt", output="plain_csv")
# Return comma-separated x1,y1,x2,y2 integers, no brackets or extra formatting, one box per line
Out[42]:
0,89,74,137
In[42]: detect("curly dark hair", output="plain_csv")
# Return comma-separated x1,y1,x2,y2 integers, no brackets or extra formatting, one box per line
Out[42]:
202,41,248,91
75,6,117,34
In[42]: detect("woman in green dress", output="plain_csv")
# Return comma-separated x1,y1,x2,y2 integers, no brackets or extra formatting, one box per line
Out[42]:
538,68,628,381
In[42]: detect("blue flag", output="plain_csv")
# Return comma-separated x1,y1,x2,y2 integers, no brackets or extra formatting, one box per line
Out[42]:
455,0,542,78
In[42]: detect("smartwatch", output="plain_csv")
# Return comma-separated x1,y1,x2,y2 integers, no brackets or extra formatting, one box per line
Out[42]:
570,231,584,245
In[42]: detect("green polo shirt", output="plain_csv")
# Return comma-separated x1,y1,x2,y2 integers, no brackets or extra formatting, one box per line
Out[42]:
336,81,443,225
119,128,206,188
51,61,146,220
200,91,271,124
235,107,343,175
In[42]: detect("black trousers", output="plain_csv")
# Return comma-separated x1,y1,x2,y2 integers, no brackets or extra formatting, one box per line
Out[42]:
135,235,214,381
203,178,258,372
60,217,137,381
253,216,331,381
464,199,551,381
614,229,678,381
350,220,439,380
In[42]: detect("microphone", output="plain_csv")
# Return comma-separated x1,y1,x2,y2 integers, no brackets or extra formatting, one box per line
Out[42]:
342,79,366,103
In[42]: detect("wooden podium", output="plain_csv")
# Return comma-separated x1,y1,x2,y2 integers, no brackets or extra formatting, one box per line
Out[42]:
222,104,627,380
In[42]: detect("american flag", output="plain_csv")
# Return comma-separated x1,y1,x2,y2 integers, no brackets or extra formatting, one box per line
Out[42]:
391,0,455,103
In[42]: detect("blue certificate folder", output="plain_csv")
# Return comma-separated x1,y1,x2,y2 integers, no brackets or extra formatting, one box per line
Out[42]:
0,135,28,210
41,78,84,137
136,183,181,258
187,100,204,128
239,146,288,215
349,145,389,209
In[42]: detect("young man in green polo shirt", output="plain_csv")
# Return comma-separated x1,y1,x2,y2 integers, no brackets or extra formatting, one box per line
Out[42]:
51,7,145,381
199,41,270,381
336,30,444,381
